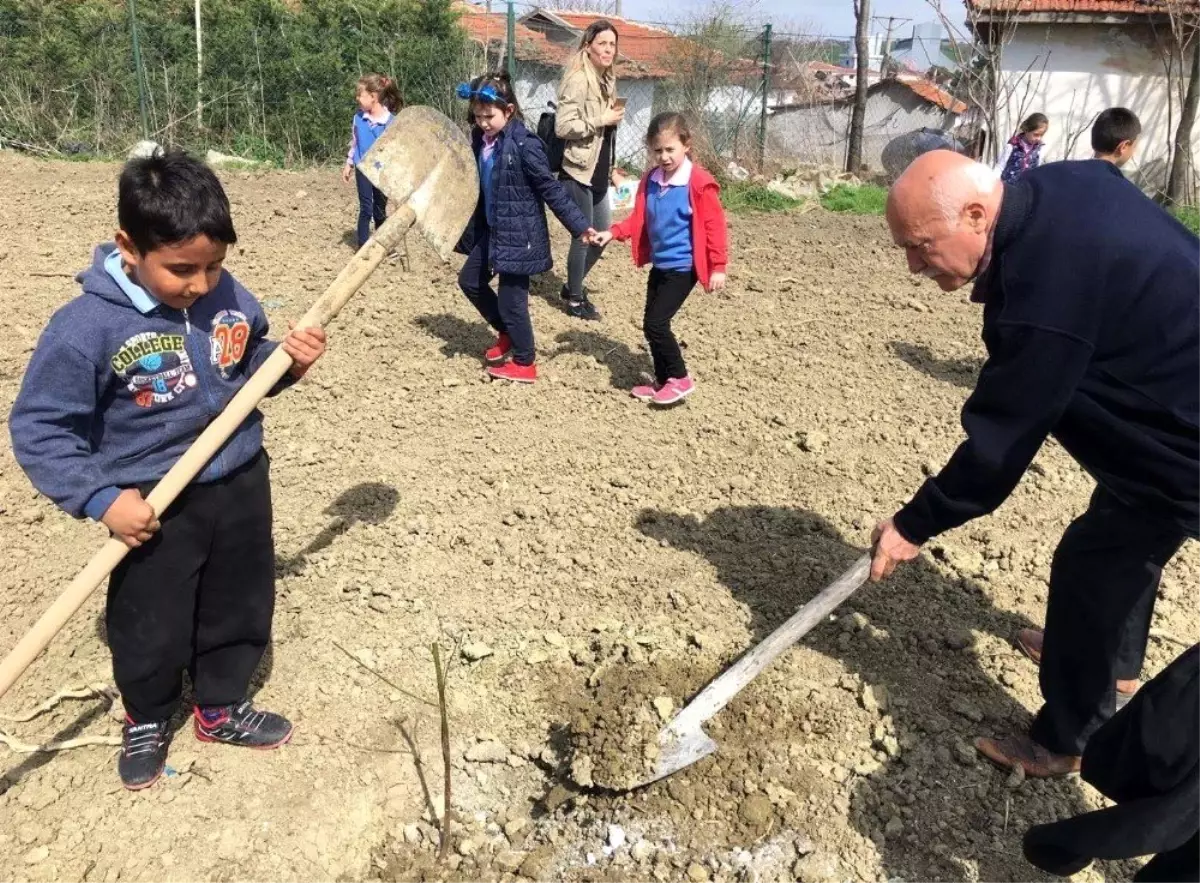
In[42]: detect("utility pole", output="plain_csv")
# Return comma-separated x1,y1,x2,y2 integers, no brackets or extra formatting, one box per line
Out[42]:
506,1,516,81
872,15,910,74
759,23,772,169
195,0,204,131
614,0,622,15
126,0,150,139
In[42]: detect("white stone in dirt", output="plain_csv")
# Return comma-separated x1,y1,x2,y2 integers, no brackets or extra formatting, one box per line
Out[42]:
465,740,509,763
631,840,655,862
23,845,49,865
457,838,479,857
954,740,977,766
652,696,675,722
403,823,422,844
461,642,494,661
504,818,528,839
607,824,626,849
205,149,261,168
128,140,162,159
496,850,526,872
544,631,567,647
793,852,841,883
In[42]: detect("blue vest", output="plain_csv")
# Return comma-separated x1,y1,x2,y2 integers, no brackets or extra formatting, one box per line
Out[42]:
646,179,693,271
479,149,497,227
351,111,391,165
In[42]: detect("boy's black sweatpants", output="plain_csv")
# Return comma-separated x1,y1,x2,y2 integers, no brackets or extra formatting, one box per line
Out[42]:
644,268,697,385
1030,486,1193,756
107,450,275,723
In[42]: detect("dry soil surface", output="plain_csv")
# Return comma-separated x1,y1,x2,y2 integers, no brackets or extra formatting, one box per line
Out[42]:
0,152,1195,883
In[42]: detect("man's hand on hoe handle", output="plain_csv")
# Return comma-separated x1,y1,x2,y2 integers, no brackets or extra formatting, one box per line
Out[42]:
870,517,921,582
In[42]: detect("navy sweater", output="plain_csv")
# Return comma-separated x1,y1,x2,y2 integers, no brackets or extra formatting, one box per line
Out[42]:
456,119,590,276
9,244,291,521
896,160,1200,544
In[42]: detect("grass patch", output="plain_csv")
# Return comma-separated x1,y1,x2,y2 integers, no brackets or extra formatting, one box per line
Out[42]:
1171,205,1199,234
719,181,802,214
820,183,887,215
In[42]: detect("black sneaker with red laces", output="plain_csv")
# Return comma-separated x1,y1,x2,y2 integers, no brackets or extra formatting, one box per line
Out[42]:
194,700,293,749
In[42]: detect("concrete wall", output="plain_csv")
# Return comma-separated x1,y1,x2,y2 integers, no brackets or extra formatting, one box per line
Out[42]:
767,82,957,170
514,63,656,168
994,22,1199,198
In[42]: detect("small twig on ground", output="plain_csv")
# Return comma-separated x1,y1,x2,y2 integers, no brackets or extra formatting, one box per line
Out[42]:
28,272,76,279
433,642,453,863
332,640,436,707
0,683,117,723
1003,795,1010,834
1149,628,1192,648
0,730,120,754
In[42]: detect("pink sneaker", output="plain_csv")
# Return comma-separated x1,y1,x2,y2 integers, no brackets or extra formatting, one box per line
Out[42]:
631,381,660,401
651,376,695,406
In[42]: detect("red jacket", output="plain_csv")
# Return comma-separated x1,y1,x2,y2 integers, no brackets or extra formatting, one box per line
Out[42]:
610,163,728,289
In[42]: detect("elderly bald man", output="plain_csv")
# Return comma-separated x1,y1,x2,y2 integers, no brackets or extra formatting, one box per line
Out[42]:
871,151,1199,777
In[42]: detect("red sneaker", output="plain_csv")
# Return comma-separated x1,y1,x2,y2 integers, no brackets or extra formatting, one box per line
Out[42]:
487,361,537,383
485,332,513,364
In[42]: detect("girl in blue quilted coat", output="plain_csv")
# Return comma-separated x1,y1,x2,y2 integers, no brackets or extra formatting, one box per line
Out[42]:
455,73,595,384
1001,112,1048,185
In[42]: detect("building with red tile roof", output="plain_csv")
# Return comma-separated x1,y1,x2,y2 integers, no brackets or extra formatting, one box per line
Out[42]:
963,0,1198,199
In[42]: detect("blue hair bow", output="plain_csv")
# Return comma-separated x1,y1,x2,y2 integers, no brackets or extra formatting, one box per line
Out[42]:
456,82,502,102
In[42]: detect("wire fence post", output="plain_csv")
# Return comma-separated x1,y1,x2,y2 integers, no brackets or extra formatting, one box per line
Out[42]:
126,0,150,139
506,1,517,81
758,23,771,170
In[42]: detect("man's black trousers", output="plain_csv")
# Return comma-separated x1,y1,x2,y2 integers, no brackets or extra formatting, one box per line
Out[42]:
1031,486,1192,756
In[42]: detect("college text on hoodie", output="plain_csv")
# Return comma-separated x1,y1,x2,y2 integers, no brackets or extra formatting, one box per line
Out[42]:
608,162,728,288
9,244,295,522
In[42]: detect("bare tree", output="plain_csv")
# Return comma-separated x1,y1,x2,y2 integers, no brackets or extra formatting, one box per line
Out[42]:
1157,2,1200,205
847,0,870,172
928,1,1051,166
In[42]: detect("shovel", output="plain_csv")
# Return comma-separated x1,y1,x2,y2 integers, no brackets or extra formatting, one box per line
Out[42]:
633,553,872,788
0,106,478,703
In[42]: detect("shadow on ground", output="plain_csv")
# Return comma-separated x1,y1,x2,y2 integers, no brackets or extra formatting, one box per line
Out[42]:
633,504,1090,882
890,340,983,390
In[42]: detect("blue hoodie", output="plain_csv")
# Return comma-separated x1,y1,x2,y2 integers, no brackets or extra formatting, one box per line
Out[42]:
9,244,293,522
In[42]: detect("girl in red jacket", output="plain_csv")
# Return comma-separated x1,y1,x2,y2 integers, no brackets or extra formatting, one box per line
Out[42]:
593,112,728,405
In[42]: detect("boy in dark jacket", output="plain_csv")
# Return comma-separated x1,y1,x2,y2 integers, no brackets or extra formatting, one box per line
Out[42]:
9,151,326,790
455,73,594,384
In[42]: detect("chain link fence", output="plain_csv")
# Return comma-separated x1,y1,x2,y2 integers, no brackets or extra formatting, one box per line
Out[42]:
0,0,970,178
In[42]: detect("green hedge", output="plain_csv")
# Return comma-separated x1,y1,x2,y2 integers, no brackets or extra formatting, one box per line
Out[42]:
0,0,476,164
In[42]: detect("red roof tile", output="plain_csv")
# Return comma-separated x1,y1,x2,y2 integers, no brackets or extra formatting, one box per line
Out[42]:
455,5,674,78
893,74,968,114
966,0,1195,14
532,11,681,78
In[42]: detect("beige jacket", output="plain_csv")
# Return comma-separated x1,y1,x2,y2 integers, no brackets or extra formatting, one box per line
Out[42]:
555,51,616,185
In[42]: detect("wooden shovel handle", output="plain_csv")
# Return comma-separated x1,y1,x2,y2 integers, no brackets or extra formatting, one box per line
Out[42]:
0,210,415,703
669,553,872,734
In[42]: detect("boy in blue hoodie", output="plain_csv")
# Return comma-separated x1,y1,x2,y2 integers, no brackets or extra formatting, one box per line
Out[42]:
9,151,326,790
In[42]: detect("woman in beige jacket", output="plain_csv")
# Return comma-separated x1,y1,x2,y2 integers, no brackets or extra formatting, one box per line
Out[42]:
554,20,625,320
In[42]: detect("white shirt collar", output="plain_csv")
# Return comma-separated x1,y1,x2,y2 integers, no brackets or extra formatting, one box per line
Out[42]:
650,157,693,188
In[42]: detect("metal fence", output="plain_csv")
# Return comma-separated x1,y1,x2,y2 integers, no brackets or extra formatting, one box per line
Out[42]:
0,0,1017,186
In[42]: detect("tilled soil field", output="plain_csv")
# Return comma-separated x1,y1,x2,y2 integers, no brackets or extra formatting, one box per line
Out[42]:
0,151,1195,883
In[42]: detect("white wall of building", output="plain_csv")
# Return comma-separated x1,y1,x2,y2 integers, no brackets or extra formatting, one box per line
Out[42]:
514,63,656,168
768,82,957,169
994,22,1199,196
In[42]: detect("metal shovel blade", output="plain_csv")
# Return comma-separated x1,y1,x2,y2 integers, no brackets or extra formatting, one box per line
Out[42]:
359,105,478,262
634,554,873,789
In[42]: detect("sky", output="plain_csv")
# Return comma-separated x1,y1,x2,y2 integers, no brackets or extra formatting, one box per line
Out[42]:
621,0,952,40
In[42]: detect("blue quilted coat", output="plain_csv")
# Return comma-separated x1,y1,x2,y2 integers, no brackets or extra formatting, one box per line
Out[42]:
456,119,590,276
